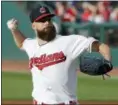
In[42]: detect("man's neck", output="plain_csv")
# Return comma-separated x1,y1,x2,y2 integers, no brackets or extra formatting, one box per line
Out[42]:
37,38,48,46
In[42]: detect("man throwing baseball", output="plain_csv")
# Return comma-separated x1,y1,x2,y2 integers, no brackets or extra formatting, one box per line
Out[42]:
7,6,113,105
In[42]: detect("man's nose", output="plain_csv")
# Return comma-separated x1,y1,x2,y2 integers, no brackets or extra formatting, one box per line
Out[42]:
45,21,50,25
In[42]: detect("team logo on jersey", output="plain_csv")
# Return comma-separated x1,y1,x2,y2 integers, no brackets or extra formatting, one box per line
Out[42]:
40,7,46,13
29,51,66,70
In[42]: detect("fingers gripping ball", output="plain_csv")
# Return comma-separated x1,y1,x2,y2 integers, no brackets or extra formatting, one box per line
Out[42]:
7,18,18,30
79,54,113,76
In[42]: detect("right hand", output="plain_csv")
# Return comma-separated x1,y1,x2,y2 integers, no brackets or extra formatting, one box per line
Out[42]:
7,18,18,31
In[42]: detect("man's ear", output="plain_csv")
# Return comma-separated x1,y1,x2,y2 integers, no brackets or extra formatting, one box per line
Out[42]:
32,22,36,30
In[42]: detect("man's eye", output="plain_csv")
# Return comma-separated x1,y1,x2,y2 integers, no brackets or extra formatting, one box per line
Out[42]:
40,19,51,22
48,19,51,21
40,20,45,22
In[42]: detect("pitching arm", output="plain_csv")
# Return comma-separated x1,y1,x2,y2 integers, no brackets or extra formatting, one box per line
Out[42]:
7,18,26,48
11,29,26,48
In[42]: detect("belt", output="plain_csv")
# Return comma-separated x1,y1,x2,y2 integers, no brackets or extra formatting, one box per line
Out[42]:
41,101,77,105
33,100,77,105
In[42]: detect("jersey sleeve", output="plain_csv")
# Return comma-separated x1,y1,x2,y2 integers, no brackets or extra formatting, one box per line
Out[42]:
69,35,97,59
20,38,34,58
21,38,31,50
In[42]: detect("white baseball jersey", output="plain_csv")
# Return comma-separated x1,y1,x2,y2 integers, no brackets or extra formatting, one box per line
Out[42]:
21,35,96,104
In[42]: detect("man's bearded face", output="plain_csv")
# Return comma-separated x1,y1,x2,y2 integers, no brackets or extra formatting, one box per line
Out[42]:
34,17,56,41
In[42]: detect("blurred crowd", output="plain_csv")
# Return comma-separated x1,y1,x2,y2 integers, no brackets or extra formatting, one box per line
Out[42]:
16,1,118,46
54,1,118,24
17,1,118,24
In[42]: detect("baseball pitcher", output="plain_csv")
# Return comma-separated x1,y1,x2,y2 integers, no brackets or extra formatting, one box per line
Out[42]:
7,6,113,105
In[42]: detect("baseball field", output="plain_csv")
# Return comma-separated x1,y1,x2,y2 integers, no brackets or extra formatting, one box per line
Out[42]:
2,2,118,105
2,60,118,105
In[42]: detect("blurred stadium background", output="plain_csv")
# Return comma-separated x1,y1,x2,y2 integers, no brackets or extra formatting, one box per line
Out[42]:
2,1,118,105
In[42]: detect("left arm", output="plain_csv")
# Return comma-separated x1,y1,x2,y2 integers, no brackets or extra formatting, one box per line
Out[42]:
80,41,113,76
92,41,112,61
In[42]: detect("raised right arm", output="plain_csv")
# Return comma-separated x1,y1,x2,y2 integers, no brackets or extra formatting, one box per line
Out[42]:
7,18,26,48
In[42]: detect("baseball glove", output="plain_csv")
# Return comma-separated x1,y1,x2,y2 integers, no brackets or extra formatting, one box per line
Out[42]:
79,54,113,76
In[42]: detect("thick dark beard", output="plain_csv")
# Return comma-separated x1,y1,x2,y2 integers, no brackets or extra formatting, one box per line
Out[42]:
37,25,56,42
